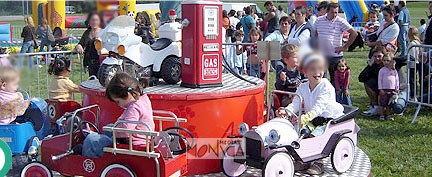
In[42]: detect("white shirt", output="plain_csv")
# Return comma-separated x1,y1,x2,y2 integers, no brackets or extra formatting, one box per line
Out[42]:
289,78,344,118
308,15,317,26
419,24,427,41
229,16,240,29
376,21,399,45
264,30,289,44
287,22,311,46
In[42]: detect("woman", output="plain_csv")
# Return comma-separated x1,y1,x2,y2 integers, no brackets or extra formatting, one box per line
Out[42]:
20,16,36,67
366,6,399,54
75,12,105,77
36,18,52,52
287,6,311,47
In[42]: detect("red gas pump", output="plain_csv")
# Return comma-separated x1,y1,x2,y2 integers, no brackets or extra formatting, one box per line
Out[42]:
180,0,223,88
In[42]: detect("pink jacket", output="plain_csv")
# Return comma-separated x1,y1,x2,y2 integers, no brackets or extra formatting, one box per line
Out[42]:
116,94,155,146
0,90,23,124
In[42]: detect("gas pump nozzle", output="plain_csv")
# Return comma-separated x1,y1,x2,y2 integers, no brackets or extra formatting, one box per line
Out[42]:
291,127,311,149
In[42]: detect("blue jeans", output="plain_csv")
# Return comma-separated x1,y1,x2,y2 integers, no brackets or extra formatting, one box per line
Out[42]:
39,40,51,53
19,41,35,68
336,88,352,106
82,124,114,158
246,64,261,78
398,25,409,57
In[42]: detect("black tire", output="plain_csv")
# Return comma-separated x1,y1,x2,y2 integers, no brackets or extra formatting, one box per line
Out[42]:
160,56,181,84
97,64,121,87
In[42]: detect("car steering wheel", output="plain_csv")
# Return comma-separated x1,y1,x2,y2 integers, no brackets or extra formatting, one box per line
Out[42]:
164,127,194,155
78,120,100,138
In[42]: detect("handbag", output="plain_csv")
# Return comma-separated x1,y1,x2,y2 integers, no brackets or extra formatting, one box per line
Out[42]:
47,27,55,42
358,65,372,83
30,27,39,49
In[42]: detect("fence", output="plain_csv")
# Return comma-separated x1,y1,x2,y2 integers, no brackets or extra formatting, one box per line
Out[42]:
406,44,432,123
0,50,85,100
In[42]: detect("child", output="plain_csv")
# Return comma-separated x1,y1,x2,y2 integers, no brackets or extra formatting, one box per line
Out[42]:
236,27,263,78
364,10,380,42
275,44,305,107
228,30,247,75
334,59,352,105
0,66,29,125
83,72,154,158
378,53,399,121
277,53,344,175
407,26,422,99
48,58,80,101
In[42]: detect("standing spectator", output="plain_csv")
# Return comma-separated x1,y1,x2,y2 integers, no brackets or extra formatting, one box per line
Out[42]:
265,16,290,44
227,30,247,75
379,4,386,23
424,3,432,45
419,19,426,41
236,27,262,78
397,1,411,57
228,10,239,30
263,1,279,37
222,10,231,43
75,12,105,77
20,16,37,68
236,11,244,20
36,18,53,53
240,6,256,43
287,6,311,47
378,53,399,121
276,5,288,22
314,2,357,85
308,1,329,48
366,6,399,54
222,10,230,30
407,26,422,99
334,59,352,105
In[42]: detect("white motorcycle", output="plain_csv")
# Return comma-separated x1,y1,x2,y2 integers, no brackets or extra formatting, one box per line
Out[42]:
95,15,182,86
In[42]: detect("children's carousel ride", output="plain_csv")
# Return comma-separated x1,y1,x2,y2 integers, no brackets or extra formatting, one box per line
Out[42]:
14,1,372,177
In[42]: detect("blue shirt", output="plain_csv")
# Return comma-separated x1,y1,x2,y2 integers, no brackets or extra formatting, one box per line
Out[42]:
398,7,411,26
240,15,256,42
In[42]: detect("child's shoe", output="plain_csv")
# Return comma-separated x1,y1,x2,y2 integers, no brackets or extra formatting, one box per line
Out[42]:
386,116,394,121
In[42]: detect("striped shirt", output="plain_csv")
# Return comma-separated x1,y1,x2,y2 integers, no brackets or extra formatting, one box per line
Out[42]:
314,16,353,57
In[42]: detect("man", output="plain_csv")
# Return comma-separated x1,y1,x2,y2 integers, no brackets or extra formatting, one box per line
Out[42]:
308,1,329,48
287,6,311,47
423,3,432,45
314,2,357,85
265,16,292,73
240,6,256,42
263,1,279,37
397,1,411,57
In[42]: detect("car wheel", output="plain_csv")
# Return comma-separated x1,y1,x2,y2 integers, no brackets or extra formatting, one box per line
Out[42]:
100,163,136,177
20,162,52,177
160,56,181,84
262,151,294,177
331,137,355,174
221,142,247,176
97,64,121,87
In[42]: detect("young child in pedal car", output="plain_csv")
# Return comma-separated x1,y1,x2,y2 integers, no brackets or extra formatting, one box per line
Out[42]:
0,66,30,125
334,59,352,105
48,58,80,101
275,44,306,107
276,53,344,175
83,72,154,158
378,53,399,121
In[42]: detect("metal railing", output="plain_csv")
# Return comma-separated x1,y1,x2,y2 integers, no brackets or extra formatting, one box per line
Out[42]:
0,50,85,100
406,44,432,123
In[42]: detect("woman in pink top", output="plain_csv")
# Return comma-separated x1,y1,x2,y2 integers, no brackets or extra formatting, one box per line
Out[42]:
378,53,399,121
0,66,29,125
334,59,352,105
83,72,154,158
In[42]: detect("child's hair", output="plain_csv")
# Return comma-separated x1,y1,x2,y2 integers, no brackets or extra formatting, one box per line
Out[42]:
333,59,350,72
368,10,378,17
383,52,396,70
0,66,19,85
299,52,327,72
48,58,71,76
234,30,244,37
420,19,426,25
408,26,421,42
248,27,262,41
281,44,298,59
106,72,148,102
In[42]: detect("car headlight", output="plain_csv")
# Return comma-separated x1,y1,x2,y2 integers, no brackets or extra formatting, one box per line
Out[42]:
27,146,38,160
238,123,249,136
94,39,102,50
117,45,126,55
268,129,280,144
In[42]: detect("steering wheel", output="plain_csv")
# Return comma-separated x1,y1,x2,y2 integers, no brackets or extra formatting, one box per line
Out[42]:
163,127,194,155
78,120,100,138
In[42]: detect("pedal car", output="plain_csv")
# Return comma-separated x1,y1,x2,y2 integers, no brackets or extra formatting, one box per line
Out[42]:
0,93,51,165
21,105,193,177
222,91,360,177
96,15,182,87
45,99,81,134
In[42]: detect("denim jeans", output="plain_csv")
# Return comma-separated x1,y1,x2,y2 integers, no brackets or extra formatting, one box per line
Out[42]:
246,63,261,78
82,124,114,158
19,41,34,68
336,88,352,106
39,40,51,53
398,25,409,57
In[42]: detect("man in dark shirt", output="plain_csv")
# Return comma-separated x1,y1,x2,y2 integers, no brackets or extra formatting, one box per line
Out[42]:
263,1,279,37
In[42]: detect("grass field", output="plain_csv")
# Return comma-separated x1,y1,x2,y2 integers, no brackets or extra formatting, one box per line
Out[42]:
7,1,432,176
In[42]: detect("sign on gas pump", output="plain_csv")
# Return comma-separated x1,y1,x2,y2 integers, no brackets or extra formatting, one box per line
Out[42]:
202,54,219,80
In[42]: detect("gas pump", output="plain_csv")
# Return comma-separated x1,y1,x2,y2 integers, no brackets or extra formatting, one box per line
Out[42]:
180,0,223,88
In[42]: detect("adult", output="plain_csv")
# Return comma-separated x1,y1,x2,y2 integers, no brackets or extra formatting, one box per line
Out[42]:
240,6,256,42
263,1,279,37
397,1,411,57
314,2,357,85
360,47,385,116
36,18,53,52
228,10,239,30
419,19,426,41
75,12,105,77
424,3,432,45
378,4,386,23
20,16,37,68
308,1,329,48
287,6,311,47
276,5,288,22
366,6,400,55
265,16,290,44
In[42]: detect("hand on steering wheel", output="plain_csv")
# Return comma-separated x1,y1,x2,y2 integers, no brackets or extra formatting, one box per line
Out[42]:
79,120,100,138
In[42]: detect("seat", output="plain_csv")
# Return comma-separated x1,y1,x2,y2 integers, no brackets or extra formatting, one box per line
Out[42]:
150,38,172,51
330,105,359,124
46,100,81,123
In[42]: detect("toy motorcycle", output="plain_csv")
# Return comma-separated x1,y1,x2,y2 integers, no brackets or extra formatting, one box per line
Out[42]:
96,15,182,87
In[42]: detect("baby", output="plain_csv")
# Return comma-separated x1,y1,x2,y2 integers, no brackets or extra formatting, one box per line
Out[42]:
0,66,29,124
